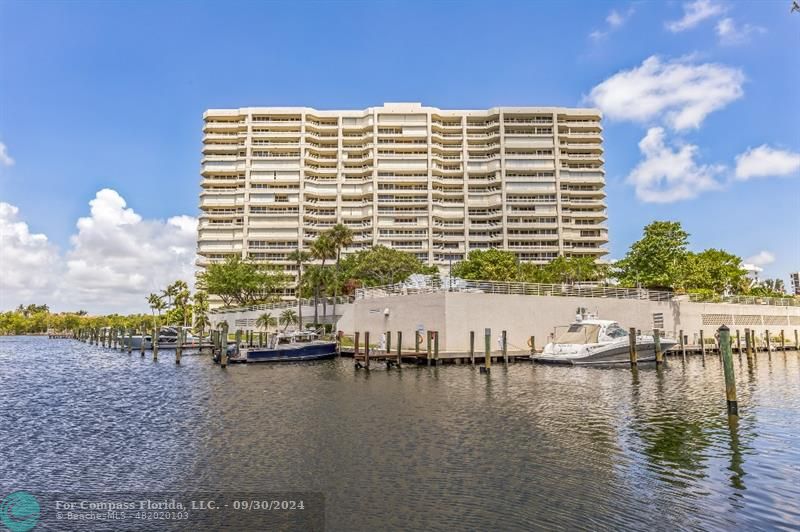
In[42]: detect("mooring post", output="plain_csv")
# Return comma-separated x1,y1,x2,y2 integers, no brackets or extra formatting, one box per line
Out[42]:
736,329,741,355
434,331,440,365
415,332,421,354
481,327,491,373
654,328,663,365
396,331,402,367
470,331,475,365
679,329,686,358
765,330,771,353
628,327,637,367
718,325,738,417
152,326,159,361
795,329,799,350
386,331,392,357
426,331,432,366
529,335,535,357
140,327,146,356
364,331,370,370
176,327,183,365
220,323,229,368
211,330,219,359
744,328,752,360
235,329,242,358
700,330,706,356
502,330,508,364
780,330,785,351
127,329,133,354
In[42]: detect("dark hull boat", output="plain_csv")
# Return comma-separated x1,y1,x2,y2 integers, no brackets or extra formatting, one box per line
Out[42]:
240,341,338,363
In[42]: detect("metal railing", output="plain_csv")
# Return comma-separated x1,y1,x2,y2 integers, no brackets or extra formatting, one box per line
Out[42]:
210,295,354,315
687,292,800,307
355,280,675,302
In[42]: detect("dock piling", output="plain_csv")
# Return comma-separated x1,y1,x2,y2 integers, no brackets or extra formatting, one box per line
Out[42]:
780,330,785,351
679,329,686,358
470,331,475,365
433,331,439,366
628,327,637,367
140,327,145,356
354,331,360,368
736,330,741,355
718,325,738,417
744,328,753,361
795,329,799,350
220,323,228,368
426,331,432,366
502,330,508,364
765,330,771,353
364,331,370,370
396,331,402,368
176,327,183,364
481,327,491,374
152,327,159,361
654,328,663,365
529,335,535,357
700,330,706,356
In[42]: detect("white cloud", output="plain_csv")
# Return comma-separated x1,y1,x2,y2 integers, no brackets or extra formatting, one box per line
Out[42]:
0,189,198,314
586,55,744,131
626,127,725,203
745,251,776,268
0,142,14,166
716,18,765,45
734,145,800,180
590,6,635,40
666,0,726,32
0,203,63,307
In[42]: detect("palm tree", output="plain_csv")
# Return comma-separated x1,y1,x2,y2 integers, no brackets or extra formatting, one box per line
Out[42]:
192,291,210,337
147,293,166,327
256,312,277,334
287,249,311,329
279,309,298,332
309,234,336,326
329,223,353,322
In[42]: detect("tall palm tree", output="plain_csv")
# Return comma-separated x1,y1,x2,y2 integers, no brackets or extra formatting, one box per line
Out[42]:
256,312,277,333
309,234,336,326
329,223,353,322
192,291,210,337
147,293,166,327
279,309,298,332
287,249,311,329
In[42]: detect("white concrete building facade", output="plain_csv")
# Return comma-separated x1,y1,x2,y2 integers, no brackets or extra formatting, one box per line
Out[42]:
198,103,608,300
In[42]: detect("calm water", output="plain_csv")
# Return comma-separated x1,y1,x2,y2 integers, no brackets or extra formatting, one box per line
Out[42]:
1,336,799,531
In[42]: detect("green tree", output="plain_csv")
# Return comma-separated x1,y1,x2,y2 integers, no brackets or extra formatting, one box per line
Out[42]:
309,234,336,325
338,245,437,287
192,291,210,336
199,256,289,307
683,249,748,294
615,221,690,290
329,224,354,320
451,249,520,281
256,312,278,333
286,249,311,328
279,309,298,332
147,293,166,325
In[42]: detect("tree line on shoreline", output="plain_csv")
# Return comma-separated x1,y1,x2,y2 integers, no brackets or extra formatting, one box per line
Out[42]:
1,220,792,335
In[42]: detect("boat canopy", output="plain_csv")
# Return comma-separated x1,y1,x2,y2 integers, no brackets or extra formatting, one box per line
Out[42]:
554,323,601,344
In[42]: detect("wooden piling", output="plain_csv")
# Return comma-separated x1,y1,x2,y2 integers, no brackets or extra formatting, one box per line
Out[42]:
176,327,183,365
386,331,392,356
482,327,491,373
426,331,432,366
765,330,771,353
744,328,752,360
700,330,706,356
152,327,159,361
396,331,402,367
433,331,439,365
654,328,663,365
718,325,738,417
679,329,686,358
529,335,535,357
354,331,360,361
502,330,508,364
235,329,242,358
628,327,637,367
780,330,785,351
364,331,370,370
736,329,741,355
127,329,133,354
470,331,475,365
415,332,421,354
140,327,145,356
220,323,229,368
795,329,799,350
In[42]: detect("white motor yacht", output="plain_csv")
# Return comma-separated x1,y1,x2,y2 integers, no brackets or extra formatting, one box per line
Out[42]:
532,311,676,365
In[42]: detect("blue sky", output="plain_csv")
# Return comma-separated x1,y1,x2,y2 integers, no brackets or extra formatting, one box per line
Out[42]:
0,0,798,312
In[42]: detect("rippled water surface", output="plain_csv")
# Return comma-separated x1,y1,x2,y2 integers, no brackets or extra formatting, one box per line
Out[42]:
2,336,799,530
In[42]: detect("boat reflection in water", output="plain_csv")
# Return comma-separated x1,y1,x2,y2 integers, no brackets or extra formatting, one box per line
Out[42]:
533,310,676,365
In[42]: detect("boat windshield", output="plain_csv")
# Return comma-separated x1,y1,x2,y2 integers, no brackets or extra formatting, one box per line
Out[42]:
554,324,600,344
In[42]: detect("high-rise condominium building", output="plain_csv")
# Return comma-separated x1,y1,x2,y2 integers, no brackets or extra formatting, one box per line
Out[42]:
198,102,608,300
